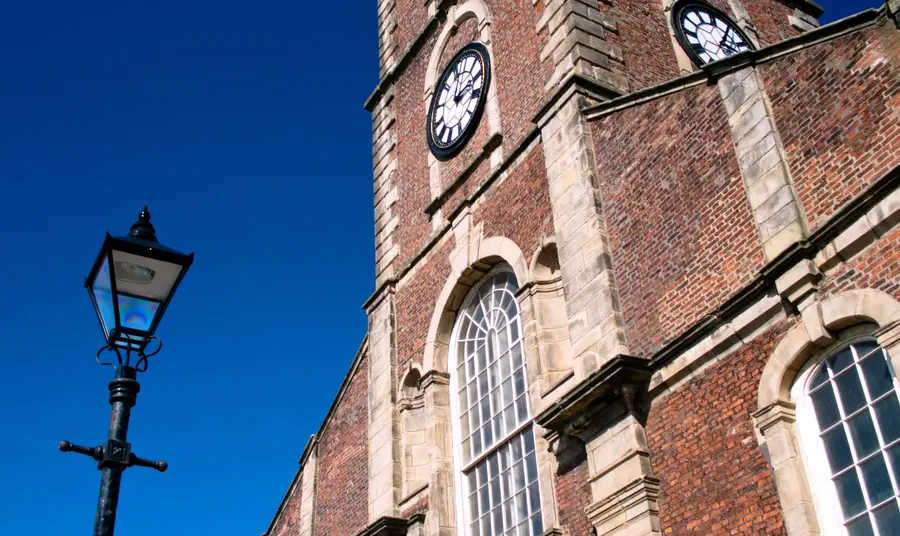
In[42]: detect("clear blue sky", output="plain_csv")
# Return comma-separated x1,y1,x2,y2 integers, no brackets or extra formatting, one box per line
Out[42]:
0,1,883,535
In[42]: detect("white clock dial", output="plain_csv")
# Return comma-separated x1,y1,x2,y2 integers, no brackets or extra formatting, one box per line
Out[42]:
675,2,753,65
427,43,491,160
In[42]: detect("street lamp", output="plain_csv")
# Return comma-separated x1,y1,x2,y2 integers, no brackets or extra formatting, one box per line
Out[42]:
60,207,193,536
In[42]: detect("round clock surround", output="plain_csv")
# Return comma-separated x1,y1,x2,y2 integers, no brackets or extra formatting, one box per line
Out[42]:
672,1,754,67
426,42,492,161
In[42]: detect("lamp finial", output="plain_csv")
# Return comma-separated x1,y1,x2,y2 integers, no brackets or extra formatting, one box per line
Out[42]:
129,206,158,242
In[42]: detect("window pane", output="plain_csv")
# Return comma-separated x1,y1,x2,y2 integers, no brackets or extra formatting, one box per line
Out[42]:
875,395,900,444
835,470,867,518
874,501,900,534
861,353,894,399
810,364,831,389
855,341,882,361
823,427,854,474
830,348,856,374
849,411,880,459
861,455,894,506
846,514,875,536
888,444,900,483
530,514,543,535
836,368,868,415
812,385,842,429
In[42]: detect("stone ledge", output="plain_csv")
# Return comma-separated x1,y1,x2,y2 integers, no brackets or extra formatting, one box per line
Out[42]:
424,132,504,216
535,354,652,433
354,514,426,536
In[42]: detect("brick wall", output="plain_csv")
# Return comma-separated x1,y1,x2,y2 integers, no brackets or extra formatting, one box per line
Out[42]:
313,354,370,536
475,147,555,267
396,240,453,378
761,19,900,231
819,225,900,303
590,83,765,357
269,476,302,536
555,455,594,536
743,0,801,46
647,322,790,535
602,0,681,90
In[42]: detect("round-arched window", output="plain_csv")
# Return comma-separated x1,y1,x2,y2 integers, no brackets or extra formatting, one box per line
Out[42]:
450,268,543,536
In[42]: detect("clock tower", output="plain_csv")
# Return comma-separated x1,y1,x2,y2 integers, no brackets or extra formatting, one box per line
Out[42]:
264,1,900,535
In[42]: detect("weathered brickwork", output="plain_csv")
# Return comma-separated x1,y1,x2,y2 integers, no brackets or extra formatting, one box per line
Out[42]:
396,240,454,379
555,456,593,536
392,39,439,269
647,322,790,536
743,0,802,45
269,478,302,536
393,0,429,58
474,147,555,265
602,0,681,90
819,225,900,304
761,20,900,231
313,355,370,536
591,84,765,357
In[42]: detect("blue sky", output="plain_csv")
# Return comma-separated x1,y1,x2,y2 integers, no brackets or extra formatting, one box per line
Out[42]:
0,1,883,535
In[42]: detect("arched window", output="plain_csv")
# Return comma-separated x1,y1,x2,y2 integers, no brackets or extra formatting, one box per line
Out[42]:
450,268,544,536
795,338,900,536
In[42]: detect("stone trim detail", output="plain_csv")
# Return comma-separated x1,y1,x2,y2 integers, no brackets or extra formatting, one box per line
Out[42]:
789,8,820,32
581,410,660,536
377,0,399,77
297,439,318,536
539,87,631,385
372,86,400,286
536,0,628,93
754,289,900,536
718,66,808,261
367,287,403,521
726,0,762,47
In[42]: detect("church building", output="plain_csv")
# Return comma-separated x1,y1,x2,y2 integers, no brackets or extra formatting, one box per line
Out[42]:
264,0,900,534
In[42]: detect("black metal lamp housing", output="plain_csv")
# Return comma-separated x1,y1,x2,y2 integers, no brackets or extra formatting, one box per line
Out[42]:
85,207,193,353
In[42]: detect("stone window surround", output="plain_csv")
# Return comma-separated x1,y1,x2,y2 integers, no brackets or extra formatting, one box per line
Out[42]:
420,229,563,534
754,289,900,536
447,265,545,535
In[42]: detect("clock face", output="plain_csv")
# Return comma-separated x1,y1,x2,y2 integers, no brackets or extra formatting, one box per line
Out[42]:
673,2,753,66
427,42,491,160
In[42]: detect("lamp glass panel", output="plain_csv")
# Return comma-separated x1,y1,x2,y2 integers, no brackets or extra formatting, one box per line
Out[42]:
91,256,116,336
111,249,184,302
117,294,160,332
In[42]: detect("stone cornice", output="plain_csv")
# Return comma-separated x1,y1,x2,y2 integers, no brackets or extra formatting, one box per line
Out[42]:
535,355,653,433
353,514,427,536
777,0,825,18
583,7,883,121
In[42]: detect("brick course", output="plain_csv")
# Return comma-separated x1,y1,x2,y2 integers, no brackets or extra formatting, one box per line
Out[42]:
555,456,594,536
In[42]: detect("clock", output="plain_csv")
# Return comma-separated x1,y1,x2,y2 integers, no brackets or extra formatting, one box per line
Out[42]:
672,1,754,66
427,42,491,160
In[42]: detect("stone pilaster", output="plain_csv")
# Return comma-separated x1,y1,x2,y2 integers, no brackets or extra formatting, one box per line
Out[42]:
718,67,808,261
752,402,820,536
367,288,403,521
538,89,629,384
421,371,456,536
372,85,399,287
536,0,628,93
298,438,319,536
582,403,660,536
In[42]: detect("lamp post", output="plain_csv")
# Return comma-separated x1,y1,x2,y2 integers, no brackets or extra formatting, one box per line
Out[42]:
60,207,193,536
